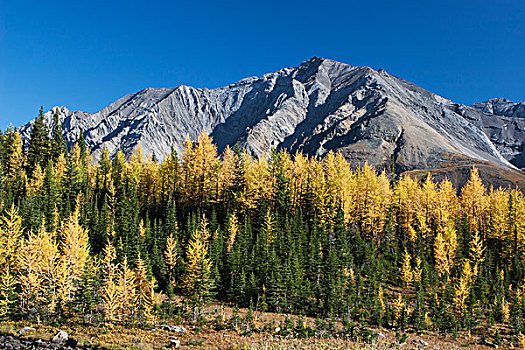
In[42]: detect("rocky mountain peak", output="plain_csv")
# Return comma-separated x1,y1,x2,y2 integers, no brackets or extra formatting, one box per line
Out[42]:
17,58,525,183
471,98,525,118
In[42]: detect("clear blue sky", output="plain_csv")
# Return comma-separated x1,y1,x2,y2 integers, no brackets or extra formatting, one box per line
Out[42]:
1,0,524,129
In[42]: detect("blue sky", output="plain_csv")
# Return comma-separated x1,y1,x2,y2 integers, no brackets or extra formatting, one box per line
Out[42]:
0,0,524,129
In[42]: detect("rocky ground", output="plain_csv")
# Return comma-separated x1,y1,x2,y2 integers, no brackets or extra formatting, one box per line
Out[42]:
0,321,502,350
0,303,506,350
0,333,98,350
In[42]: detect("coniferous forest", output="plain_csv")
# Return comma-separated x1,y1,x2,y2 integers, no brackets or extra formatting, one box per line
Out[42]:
1,108,525,347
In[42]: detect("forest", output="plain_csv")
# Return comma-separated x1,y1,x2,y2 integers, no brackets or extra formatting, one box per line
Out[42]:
1,108,525,345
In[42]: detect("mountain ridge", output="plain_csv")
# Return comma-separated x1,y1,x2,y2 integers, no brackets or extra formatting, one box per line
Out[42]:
18,57,525,181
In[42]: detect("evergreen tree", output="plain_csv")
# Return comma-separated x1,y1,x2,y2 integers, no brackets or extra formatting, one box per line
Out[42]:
51,108,66,160
27,106,51,174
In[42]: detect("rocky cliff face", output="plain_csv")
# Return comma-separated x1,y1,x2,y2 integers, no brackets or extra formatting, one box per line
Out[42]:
467,98,525,169
18,57,525,174
472,98,525,118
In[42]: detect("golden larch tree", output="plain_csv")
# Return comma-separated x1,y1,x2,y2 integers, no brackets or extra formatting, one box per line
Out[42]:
181,132,220,208
117,257,135,322
461,167,488,234
135,254,155,325
454,260,473,317
469,230,485,277
27,164,44,196
486,188,509,256
182,215,214,320
508,189,525,259
38,222,60,314
226,212,239,253
2,128,24,181
101,241,119,323
164,233,179,291
218,146,239,202
19,223,46,312
0,205,24,317
58,202,90,305
241,152,272,212
308,157,330,224
289,152,310,210
400,248,413,287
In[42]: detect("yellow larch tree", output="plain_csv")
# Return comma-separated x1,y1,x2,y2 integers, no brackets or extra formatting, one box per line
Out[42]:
324,151,343,210
486,187,509,256
508,189,525,259
501,297,510,323
58,202,90,305
432,180,458,281
434,228,447,278
69,142,87,191
0,205,24,317
159,150,181,198
139,155,161,209
436,179,460,220
241,152,272,212
196,132,220,204
53,153,68,205
182,215,214,320
226,212,239,253
263,210,276,245
365,170,392,241
328,152,357,226
421,174,438,222
181,132,220,208
400,248,413,287
461,167,488,235
434,211,457,282
394,174,420,243
101,241,119,323
416,175,437,245
2,128,24,182
378,285,386,315
128,144,145,185
19,223,45,312
454,260,473,317
164,233,179,292
117,257,136,322
308,157,330,224
38,222,60,314
101,241,118,323
393,293,406,327
469,230,485,278
27,164,44,196
289,152,310,210
135,254,155,325
218,146,239,203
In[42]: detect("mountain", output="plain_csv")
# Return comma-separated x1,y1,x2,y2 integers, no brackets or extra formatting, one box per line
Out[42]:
18,57,525,187
463,98,525,170
472,98,525,118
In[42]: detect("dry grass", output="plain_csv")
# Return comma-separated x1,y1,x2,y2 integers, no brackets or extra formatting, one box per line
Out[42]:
0,301,505,350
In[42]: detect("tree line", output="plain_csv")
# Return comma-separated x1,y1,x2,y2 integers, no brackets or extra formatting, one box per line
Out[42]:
0,107,525,337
